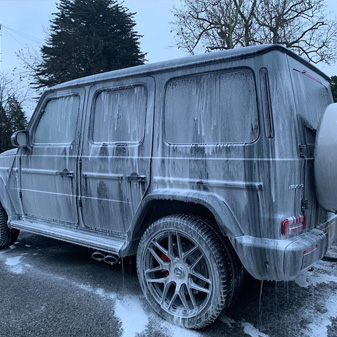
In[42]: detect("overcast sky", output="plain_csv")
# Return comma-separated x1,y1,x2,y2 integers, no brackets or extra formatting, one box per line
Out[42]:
1,0,337,77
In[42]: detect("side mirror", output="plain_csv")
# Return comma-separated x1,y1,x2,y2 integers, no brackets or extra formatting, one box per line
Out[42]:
11,130,32,151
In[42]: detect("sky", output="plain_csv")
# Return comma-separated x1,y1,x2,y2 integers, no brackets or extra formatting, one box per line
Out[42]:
0,0,185,74
0,0,337,115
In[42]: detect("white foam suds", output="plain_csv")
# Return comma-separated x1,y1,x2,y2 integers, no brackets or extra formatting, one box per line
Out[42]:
305,291,337,336
114,296,148,337
241,322,270,337
5,256,23,274
295,261,337,288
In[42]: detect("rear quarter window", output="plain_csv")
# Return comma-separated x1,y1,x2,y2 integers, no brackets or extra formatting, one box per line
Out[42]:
164,69,259,144
292,70,332,130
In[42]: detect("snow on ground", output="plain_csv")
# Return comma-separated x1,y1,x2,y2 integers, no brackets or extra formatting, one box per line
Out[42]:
295,260,337,287
241,322,270,337
114,296,148,337
5,256,23,274
306,290,337,337
295,259,337,337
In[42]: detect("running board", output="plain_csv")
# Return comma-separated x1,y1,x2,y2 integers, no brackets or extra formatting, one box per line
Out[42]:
10,220,126,255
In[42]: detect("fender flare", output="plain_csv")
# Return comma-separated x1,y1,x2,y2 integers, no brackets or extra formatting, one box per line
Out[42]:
123,188,243,255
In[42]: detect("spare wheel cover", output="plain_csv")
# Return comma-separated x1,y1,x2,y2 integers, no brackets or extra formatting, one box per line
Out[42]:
315,103,337,212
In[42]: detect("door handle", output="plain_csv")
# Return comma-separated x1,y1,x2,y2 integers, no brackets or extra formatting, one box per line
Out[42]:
126,174,146,183
58,169,74,178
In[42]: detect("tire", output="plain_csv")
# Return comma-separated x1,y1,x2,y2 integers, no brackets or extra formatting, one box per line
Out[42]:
137,214,235,329
0,204,19,249
199,216,243,308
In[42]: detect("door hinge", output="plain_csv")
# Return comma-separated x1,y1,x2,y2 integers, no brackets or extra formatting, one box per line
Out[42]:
79,159,82,171
299,145,307,158
19,191,22,199
79,198,82,208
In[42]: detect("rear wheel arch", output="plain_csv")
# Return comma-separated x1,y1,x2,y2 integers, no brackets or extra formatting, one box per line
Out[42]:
123,191,243,256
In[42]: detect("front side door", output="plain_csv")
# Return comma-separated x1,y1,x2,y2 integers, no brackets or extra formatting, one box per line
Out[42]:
80,77,154,235
19,89,84,225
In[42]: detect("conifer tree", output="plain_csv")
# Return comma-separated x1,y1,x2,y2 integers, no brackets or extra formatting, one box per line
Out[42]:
0,105,11,153
34,0,145,88
7,96,28,133
0,96,27,153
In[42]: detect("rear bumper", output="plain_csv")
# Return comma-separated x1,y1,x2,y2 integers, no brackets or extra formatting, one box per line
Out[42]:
231,216,337,281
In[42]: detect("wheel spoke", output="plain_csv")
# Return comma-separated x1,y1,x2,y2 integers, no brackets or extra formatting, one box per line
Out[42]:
152,240,169,257
146,276,167,284
191,253,204,270
189,280,211,294
145,266,162,274
183,244,198,260
179,285,190,311
191,271,211,284
161,281,172,305
168,287,178,310
148,247,165,267
187,286,197,310
176,233,183,258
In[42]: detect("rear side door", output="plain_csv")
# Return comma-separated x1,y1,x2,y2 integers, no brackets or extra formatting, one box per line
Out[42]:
19,90,84,225
79,77,154,235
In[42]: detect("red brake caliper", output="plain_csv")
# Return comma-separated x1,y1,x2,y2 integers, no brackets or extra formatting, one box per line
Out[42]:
161,254,170,277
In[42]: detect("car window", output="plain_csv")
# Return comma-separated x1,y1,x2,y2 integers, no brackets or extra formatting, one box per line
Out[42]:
292,70,332,130
92,85,146,143
34,95,80,144
164,69,259,144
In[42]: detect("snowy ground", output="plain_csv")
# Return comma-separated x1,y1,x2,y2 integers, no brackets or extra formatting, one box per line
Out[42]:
0,232,336,337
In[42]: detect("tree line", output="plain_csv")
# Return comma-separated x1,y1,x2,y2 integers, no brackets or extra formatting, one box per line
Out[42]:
0,74,28,152
1,0,337,154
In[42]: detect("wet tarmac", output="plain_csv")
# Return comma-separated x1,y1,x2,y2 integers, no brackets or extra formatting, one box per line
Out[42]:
0,232,336,337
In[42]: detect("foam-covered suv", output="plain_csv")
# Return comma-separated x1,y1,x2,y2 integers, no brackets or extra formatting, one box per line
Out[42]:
2,45,337,328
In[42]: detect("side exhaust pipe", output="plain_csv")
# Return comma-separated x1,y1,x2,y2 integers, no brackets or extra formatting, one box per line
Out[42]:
91,251,119,265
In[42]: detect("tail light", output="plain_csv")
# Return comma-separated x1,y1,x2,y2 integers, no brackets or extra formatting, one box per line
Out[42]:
281,215,306,237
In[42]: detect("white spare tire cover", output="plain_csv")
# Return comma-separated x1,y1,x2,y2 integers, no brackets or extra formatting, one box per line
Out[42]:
315,103,337,212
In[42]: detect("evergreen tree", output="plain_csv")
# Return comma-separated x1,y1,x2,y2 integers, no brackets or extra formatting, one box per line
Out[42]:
0,96,27,153
34,0,145,88
332,76,337,103
7,96,28,133
0,104,11,153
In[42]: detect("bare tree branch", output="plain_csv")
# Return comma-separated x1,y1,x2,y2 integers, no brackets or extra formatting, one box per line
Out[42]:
171,0,337,64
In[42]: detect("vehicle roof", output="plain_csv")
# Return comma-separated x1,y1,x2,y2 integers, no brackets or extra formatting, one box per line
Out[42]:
51,44,330,91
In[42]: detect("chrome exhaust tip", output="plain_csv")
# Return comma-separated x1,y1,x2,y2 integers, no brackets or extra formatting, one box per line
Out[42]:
104,254,119,265
91,251,105,262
